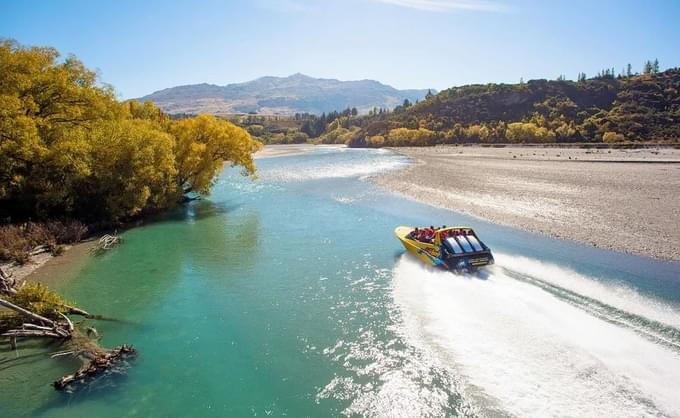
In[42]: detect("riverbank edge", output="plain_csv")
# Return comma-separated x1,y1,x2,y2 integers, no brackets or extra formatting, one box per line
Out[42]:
6,144,327,285
1,238,98,287
371,145,680,263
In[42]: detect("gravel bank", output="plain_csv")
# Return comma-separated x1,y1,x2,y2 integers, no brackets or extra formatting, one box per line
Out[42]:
374,145,680,262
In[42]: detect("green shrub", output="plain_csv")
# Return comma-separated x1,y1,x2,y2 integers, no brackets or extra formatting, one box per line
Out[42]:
9,282,70,317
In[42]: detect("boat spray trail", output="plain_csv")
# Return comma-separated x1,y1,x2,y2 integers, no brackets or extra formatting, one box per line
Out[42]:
392,255,680,418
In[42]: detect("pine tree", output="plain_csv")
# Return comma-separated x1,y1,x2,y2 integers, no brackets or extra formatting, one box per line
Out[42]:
643,60,653,75
653,58,660,74
626,63,632,77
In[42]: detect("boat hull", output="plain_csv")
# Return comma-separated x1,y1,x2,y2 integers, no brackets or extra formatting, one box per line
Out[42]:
395,226,443,267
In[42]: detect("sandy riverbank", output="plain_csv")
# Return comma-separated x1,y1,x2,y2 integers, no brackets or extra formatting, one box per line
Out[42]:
374,145,680,262
254,143,344,159
1,239,97,287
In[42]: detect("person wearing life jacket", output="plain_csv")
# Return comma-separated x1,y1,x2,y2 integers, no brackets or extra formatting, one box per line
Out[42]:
425,226,435,242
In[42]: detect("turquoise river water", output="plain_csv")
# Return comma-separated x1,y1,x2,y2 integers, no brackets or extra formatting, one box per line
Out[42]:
1,147,680,417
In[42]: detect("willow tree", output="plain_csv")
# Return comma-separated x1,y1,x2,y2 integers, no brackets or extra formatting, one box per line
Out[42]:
169,114,261,196
0,40,261,221
0,39,119,215
80,119,179,219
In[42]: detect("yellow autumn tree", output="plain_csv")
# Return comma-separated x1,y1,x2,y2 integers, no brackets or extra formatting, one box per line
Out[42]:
0,39,118,208
602,131,625,143
386,127,436,146
168,115,262,195
83,119,178,219
0,40,262,221
505,122,556,143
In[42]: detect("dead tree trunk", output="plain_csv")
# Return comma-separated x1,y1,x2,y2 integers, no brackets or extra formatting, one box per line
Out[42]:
0,297,72,341
1,294,138,392
53,344,137,390
64,305,93,318
0,297,56,327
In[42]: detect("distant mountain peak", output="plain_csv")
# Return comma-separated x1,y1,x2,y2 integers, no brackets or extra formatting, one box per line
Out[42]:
288,72,311,79
139,74,433,116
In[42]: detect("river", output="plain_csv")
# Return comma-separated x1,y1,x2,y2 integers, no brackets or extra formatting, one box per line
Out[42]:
2,147,679,417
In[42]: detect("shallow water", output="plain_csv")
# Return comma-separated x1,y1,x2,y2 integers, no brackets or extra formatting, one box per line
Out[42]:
1,147,679,417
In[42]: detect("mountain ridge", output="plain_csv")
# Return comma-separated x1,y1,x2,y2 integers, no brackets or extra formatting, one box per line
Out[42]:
138,73,433,115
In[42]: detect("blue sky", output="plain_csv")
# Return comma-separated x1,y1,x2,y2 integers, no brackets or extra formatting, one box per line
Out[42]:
2,0,679,99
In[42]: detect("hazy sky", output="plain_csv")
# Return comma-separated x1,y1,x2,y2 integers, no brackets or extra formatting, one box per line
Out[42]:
2,0,679,99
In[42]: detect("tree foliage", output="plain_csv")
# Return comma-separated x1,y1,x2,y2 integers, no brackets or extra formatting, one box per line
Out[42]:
170,114,260,194
0,40,261,221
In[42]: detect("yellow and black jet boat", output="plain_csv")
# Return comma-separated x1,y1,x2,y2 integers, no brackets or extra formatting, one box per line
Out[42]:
395,225,494,272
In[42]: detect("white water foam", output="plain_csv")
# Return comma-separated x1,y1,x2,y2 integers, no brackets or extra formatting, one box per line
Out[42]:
392,256,680,417
496,253,680,330
261,156,409,182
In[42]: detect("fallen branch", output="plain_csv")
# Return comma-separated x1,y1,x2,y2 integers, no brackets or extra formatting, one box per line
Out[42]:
58,312,74,332
21,323,55,331
53,344,137,391
64,305,92,318
50,350,76,359
30,245,50,256
0,297,56,327
2,329,63,338
0,297,72,340
1,286,138,393
89,234,121,255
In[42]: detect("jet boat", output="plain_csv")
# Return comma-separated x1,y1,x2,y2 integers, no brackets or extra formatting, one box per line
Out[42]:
395,226,494,272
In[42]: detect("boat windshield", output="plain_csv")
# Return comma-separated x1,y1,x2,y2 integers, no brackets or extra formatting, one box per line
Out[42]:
455,235,474,253
445,237,463,254
466,235,484,251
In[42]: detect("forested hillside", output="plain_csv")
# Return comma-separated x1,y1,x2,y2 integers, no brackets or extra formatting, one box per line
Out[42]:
348,68,680,147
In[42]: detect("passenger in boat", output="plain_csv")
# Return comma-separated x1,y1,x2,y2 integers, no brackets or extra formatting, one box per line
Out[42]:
409,227,420,240
425,226,436,242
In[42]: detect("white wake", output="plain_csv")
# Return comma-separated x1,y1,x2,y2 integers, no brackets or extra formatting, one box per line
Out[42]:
392,255,680,417
260,151,409,182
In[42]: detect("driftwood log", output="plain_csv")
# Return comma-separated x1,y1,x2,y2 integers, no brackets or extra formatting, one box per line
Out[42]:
65,305,93,318
1,295,137,392
0,266,16,296
90,234,121,254
0,297,58,328
53,344,137,390
0,297,72,340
